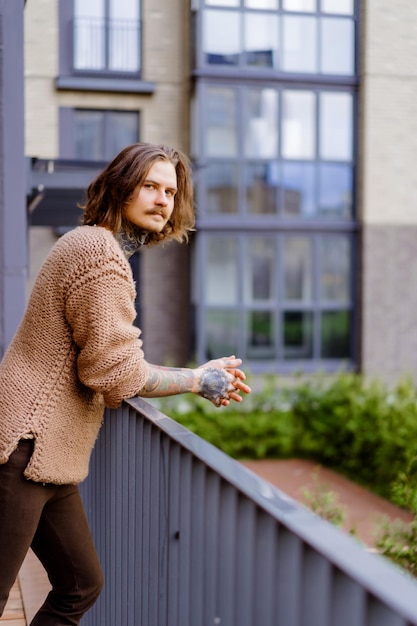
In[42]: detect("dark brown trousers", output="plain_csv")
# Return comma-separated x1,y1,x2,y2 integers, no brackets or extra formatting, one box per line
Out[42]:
0,440,103,625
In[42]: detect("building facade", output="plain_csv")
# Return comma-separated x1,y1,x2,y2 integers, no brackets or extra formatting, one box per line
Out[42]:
23,0,417,383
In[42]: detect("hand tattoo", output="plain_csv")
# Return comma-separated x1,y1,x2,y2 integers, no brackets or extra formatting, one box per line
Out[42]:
198,368,229,407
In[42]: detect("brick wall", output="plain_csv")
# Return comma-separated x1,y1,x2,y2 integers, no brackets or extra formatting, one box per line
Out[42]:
360,0,417,382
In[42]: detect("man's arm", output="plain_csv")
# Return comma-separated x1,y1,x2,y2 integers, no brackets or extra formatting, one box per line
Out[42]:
139,356,251,407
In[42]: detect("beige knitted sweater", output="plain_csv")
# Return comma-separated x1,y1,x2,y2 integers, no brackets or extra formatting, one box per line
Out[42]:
0,226,150,484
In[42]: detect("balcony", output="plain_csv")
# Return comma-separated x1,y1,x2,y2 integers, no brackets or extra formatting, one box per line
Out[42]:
72,17,141,74
70,397,417,626
56,14,154,94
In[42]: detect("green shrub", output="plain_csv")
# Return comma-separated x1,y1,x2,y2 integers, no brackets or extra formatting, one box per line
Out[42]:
152,372,417,501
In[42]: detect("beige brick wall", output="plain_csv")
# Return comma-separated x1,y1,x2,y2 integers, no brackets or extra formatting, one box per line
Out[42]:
360,0,417,226
360,0,417,383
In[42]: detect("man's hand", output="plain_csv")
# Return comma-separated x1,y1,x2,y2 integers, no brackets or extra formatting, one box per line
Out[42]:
195,356,251,407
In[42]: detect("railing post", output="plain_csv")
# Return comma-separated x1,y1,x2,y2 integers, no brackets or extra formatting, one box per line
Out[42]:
0,0,27,358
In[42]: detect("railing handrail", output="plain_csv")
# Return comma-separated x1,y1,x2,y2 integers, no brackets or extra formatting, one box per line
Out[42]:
80,398,417,626
126,396,417,622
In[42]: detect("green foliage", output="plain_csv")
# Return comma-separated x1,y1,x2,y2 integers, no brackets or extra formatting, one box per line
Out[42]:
375,461,417,577
301,470,346,527
376,517,417,577
289,374,417,496
152,372,417,500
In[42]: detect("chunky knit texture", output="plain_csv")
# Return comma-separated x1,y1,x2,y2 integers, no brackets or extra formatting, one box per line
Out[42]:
0,226,150,484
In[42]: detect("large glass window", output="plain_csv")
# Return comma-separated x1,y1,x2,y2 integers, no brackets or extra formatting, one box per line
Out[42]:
198,84,354,220
200,0,356,76
74,0,140,72
193,0,358,371
195,233,352,363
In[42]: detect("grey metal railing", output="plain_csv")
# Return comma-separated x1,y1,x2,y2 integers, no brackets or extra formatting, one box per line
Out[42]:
73,17,140,73
80,397,417,626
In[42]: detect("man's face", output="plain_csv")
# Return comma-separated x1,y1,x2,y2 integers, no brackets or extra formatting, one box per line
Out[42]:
125,160,177,233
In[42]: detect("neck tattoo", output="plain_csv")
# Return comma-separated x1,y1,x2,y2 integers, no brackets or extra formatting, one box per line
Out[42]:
115,228,147,259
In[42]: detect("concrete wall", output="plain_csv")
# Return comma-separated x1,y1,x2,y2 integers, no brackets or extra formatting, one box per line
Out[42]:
24,0,193,365
360,0,417,382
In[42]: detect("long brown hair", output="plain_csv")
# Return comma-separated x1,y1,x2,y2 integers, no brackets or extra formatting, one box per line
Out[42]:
81,143,195,245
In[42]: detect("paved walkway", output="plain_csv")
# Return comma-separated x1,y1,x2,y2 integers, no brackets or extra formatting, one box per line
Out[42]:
1,459,413,625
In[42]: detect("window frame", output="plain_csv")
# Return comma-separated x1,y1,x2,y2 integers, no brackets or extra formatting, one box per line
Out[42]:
59,107,140,161
192,0,360,86
57,0,155,94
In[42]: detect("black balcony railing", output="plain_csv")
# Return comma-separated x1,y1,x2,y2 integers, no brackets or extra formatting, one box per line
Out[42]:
80,397,417,626
73,17,140,73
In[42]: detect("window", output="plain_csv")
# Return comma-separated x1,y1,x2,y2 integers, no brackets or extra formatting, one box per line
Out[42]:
192,0,358,372
199,0,355,76
74,0,140,73
199,85,353,220
59,108,140,161
57,0,153,93
198,232,353,364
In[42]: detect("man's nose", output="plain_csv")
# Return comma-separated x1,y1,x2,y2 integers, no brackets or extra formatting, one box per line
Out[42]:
155,190,168,206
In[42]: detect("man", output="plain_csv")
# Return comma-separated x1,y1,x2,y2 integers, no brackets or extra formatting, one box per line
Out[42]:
0,143,251,625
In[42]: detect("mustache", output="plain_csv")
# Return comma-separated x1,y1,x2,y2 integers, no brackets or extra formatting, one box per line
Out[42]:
145,208,169,219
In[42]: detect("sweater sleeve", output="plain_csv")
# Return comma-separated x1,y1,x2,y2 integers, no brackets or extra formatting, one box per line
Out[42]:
65,258,150,408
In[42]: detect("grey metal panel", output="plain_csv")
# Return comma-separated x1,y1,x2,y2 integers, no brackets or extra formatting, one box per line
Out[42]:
367,598,408,626
189,459,206,625
234,496,256,626
217,481,237,625
252,512,278,626
166,442,181,626
203,470,220,626
177,452,192,626
300,547,332,626
330,572,366,626
276,527,303,626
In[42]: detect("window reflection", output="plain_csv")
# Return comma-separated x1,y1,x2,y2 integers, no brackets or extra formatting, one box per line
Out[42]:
75,111,103,159
282,163,316,217
247,311,275,359
283,0,316,11
245,88,279,158
321,18,354,75
245,0,278,8
205,310,239,360
204,10,240,65
206,237,239,305
206,0,240,8
282,16,317,73
244,13,279,68
320,92,352,160
246,162,280,214
74,110,138,160
318,164,352,217
282,91,316,159
321,0,353,15
284,312,313,359
321,311,350,358
206,87,238,157
246,237,276,302
283,237,313,302
320,236,351,302
206,163,238,214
